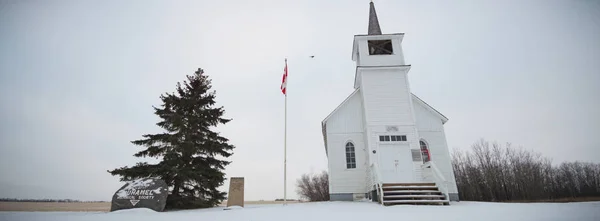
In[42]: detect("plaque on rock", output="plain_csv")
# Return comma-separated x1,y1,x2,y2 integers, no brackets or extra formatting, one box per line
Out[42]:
226,177,244,207
110,178,168,212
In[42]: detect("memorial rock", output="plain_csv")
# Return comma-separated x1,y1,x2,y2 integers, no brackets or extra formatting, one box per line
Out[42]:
110,178,168,212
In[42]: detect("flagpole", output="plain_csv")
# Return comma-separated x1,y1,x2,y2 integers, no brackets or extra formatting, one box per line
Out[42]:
283,58,288,206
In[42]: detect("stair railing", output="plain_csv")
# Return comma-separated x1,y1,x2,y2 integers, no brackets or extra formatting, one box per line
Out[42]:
422,161,449,201
365,163,372,197
370,162,384,205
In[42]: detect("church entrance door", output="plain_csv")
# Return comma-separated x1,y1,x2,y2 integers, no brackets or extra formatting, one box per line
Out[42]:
378,144,414,183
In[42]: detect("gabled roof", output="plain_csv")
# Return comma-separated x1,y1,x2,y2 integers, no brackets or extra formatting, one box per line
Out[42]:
411,93,449,124
322,89,360,156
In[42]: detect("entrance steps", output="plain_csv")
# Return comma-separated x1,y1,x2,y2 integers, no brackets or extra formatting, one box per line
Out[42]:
379,183,449,206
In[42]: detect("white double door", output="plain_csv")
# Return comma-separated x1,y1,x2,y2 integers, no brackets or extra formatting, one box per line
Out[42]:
378,144,414,183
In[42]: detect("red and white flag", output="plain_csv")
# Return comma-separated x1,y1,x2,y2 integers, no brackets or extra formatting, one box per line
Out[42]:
280,59,288,95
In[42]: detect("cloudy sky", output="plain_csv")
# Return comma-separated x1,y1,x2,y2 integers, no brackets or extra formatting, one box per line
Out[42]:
1,0,599,201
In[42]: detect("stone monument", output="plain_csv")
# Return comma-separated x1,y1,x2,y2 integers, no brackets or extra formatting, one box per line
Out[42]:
226,177,244,207
110,177,168,212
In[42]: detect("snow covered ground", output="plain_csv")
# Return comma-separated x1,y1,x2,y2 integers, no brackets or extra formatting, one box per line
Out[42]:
1,201,599,221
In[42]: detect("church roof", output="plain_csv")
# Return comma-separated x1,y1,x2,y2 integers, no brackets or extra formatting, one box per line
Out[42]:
412,94,449,124
368,1,382,35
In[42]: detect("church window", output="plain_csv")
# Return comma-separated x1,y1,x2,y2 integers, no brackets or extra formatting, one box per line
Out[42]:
420,140,431,163
379,135,406,142
345,142,356,169
368,40,393,55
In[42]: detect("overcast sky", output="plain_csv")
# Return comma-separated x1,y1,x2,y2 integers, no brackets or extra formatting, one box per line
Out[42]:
1,0,599,201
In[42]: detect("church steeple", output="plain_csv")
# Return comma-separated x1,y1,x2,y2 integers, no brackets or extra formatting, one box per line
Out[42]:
352,0,406,69
368,1,382,35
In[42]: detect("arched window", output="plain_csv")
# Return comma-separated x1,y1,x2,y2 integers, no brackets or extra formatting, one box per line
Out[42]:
420,140,431,163
345,142,356,169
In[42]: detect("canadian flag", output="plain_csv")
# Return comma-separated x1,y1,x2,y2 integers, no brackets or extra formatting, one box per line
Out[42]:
280,60,288,95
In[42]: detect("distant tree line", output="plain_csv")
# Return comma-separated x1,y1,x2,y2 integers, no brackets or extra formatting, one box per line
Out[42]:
274,198,300,201
452,139,600,202
0,198,107,203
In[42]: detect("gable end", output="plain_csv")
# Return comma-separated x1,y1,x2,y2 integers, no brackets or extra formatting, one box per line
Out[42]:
411,93,449,124
322,89,361,156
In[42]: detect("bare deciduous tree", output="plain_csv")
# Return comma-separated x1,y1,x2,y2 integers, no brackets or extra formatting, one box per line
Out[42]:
296,171,330,201
452,139,600,202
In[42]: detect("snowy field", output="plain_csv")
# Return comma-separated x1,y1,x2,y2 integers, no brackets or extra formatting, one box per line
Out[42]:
1,201,599,221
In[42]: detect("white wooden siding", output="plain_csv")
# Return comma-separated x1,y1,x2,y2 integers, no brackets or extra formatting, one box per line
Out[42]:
413,100,459,193
413,162,424,182
363,125,422,183
324,30,458,196
353,34,406,67
326,133,367,194
359,68,414,126
325,91,367,194
358,66,422,183
325,91,364,134
413,98,444,132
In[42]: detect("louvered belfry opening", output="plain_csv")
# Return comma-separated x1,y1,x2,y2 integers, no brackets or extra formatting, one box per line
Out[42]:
368,40,393,55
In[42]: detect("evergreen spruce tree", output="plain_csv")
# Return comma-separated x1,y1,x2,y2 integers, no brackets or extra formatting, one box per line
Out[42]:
108,68,235,209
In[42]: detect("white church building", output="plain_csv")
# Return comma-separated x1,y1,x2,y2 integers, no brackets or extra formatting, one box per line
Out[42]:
321,2,459,205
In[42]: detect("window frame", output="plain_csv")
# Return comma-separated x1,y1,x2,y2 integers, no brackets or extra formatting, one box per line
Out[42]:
367,40,394,55
345,142,357,169
378,135,407,143
420,140,431,163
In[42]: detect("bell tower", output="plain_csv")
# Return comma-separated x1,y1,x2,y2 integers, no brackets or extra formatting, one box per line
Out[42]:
352,2,407,71
354,1,421,182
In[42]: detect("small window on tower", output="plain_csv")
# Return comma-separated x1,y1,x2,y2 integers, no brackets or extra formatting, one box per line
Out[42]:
368,40,393,55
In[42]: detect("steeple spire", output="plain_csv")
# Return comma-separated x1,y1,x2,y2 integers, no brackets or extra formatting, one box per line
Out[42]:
368,1,382,35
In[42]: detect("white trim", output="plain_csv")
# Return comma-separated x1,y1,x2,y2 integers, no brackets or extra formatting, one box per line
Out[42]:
419,139,430,147
322,89,360,155
378,141,409,145
377,134,408,142
354,65,411,89
322,89,360,124
354,33,406,38
352,33,405,61
411,94,449,124
345,140,357,169
352,38,358,61
419,139,431,163
326,132,364,135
